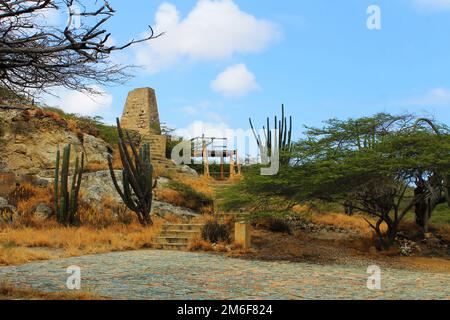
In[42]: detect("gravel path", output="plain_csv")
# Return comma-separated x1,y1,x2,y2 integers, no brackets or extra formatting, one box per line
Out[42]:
1,250,449,300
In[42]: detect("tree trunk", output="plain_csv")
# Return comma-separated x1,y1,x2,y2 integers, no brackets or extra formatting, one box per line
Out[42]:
414,184,428,230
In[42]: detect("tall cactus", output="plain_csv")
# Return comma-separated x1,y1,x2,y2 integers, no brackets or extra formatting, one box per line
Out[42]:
54,144,84,225
108,118,156,226
249,104,293,165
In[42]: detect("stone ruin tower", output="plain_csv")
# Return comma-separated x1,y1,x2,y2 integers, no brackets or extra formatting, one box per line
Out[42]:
120,88,167,162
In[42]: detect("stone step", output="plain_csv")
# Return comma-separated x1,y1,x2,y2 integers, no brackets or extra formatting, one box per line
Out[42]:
150,243,188,251
154,236,190,245
214,213,248,222
162,224,204,232
160,230,201,237
151,223,204,251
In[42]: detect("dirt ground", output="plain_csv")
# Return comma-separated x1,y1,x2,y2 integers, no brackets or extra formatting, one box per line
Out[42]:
228,228,450,274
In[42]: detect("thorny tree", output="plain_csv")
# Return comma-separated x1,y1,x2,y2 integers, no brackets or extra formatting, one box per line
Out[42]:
238,113,450,250
0,0,162,97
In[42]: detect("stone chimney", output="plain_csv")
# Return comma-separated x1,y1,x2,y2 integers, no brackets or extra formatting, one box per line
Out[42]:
120,87,161,135
120,87,167,162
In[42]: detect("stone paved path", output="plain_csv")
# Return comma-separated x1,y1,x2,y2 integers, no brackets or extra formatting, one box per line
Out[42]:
0,250,449,300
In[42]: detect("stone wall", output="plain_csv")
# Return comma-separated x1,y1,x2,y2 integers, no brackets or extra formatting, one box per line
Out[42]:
142,134,167,162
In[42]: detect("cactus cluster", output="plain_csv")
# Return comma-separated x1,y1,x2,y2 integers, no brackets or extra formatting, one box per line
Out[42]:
249,104,293,165
54,144,84,225
108,118,156,226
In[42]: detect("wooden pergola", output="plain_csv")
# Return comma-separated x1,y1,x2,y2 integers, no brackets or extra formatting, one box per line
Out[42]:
191,135,241,179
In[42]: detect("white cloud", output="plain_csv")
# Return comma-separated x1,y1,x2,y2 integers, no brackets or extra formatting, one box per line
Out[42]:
38,7,62,26
135,0,280,73
180,101,226,122
174,121,263,160
211,64,260,97
43,86,113,116
412,0,450,11
403,88,450,107
175,121,231,140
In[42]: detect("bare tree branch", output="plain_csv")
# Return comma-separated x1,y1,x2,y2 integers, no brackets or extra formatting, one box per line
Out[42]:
0,0,163,98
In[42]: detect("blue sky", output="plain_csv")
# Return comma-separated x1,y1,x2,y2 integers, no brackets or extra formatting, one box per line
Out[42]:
45,0,450,143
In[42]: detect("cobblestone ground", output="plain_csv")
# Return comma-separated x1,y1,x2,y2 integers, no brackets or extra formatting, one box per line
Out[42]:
1,250,449,300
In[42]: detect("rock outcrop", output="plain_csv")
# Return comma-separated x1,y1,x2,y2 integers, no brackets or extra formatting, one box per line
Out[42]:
0,108,111,176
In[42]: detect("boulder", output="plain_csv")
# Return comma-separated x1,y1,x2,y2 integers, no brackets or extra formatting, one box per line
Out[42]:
80,170,123,203
155,176,171,189
35,178,50,188
0,108,111,176
152,201,199,219
176,165,198,178
81,171,174,204
34,203,53,219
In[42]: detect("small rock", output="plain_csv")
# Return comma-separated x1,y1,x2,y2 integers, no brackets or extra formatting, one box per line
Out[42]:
369,246,378,254
425,237,441,249
35,178,49,188
34,203,53,219
176,165,198,178
0,197,8,207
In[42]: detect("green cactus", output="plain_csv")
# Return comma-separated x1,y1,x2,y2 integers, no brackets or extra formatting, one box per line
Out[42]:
108,118,156,226
54,144,84,225
249,104,293,165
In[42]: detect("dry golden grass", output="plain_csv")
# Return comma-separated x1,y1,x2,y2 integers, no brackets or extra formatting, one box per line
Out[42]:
311,212,388,237
0,280,105,300
14,183,52,216
162,213,183,224
191,214,214,225
170,174,214,198
155,188,185,207
0,219,164,266
155,175,214,213
435,224,450,242
187,236,214,252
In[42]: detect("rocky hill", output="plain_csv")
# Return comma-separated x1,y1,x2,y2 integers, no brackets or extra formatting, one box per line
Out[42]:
0,106,111,177
0,104,201,220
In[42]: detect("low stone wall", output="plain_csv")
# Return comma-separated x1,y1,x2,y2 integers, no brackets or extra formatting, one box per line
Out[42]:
142,133,166,161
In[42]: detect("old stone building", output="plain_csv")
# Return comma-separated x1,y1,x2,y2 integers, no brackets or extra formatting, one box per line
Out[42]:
120,88,167,163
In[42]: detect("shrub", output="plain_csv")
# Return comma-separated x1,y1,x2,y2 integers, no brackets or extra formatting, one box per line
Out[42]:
167,180,214,212
188,236,214,252
252,215,292,235
7,183,36,207
201,220,230,243
116,204,134,225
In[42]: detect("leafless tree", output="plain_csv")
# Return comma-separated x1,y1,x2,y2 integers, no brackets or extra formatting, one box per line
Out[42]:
0,0,162,98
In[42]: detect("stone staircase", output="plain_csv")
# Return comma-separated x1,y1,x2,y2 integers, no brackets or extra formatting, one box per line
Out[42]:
151,223,203,251
214,212,248,223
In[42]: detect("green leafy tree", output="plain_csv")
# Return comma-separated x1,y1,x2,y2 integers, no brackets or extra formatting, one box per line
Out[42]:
240,113,450,249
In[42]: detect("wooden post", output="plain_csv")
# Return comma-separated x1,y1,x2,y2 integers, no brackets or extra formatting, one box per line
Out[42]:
229,152,235,178
202,136,210,178
220,155,224,180
236,150,242,176
235,222,251,249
